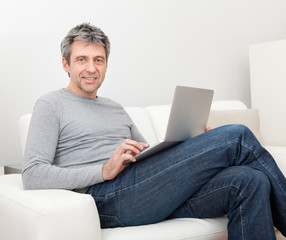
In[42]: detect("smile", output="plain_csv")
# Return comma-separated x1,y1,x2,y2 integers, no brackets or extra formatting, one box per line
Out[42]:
82,76,98,82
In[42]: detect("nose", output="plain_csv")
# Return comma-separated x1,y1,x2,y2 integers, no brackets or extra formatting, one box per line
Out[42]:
86,61,97,73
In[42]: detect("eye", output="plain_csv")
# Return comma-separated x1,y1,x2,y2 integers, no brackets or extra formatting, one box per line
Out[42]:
95,57,106,64
75,57,86,63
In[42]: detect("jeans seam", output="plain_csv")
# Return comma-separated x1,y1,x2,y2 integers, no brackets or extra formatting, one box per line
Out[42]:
240,205,244,240
99,213,126,227
190,184,244,201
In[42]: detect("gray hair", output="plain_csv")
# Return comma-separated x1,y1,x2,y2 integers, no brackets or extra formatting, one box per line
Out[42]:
60,23,110,65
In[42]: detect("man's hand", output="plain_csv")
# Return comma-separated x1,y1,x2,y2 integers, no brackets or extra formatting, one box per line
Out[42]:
102,139,149,181
205,126,212,132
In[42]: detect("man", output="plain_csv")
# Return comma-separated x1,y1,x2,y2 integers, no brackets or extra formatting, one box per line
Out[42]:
22,23,286,239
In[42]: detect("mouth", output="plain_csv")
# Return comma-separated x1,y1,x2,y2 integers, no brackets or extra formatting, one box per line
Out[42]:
82,76,98,83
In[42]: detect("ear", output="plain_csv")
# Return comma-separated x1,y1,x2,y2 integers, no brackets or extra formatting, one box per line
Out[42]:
62,57,69,74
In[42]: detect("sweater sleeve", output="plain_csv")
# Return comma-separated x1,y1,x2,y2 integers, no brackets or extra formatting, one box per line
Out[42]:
122,108,146,143
22,99,104,190
130,122,146,143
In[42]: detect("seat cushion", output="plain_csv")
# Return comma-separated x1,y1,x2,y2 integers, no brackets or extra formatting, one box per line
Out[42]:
102,217,228,240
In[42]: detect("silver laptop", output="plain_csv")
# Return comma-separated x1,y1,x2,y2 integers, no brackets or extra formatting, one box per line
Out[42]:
133,86,214,162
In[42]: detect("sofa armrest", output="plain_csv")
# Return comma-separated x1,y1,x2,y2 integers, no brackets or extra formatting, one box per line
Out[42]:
265,145,286,177
0,174,101,240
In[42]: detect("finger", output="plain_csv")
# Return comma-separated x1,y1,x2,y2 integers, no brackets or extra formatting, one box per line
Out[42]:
124,139,149,150
121,153,136,165
125,140,143,150
138,142,149,148
121,140,144,152
121,145,141,155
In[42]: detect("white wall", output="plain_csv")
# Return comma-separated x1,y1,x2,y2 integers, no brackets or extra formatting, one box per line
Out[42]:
1,0,286,166
250,39,286,146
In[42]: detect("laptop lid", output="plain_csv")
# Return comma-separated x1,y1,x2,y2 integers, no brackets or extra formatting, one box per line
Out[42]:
164,86,214,141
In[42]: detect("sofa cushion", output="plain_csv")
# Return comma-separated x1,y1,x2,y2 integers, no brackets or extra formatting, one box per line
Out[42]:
207,109,264,145
124,107,158,145
101,217,228,240
144,105,171,142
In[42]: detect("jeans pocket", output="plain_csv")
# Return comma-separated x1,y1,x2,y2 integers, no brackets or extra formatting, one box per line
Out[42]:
99,214,126,228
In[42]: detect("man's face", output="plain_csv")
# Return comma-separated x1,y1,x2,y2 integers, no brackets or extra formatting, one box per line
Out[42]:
62,40,107,98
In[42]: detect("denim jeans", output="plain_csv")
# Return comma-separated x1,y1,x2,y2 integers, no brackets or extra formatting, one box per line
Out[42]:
86,124,286,240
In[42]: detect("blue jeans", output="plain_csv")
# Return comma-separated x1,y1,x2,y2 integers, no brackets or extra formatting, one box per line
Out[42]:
86,124,286,239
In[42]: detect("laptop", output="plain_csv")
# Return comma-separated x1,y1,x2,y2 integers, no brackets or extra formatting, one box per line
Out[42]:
131,85,214,162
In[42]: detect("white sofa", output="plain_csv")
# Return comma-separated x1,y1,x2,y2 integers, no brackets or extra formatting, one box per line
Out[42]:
1,100,286,240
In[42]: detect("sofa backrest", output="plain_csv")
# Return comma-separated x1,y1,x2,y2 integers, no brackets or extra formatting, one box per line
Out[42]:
19,100,248,155
19,114,32,155
124,107,157,145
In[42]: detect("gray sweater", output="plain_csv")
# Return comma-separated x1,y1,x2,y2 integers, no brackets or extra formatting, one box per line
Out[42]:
22,89,145,192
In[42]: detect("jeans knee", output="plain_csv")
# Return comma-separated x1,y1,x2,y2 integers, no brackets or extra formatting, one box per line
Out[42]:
239,168,271,198
251,170,270,193
222,124,259,145
227,167,270,196
213,167,271,213
226,124,251,136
